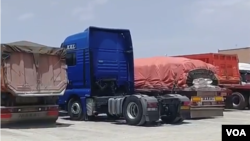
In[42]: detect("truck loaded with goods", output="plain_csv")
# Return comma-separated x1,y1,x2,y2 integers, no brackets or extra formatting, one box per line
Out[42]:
1,42,68,124
173,53,250,110
134,56,225,118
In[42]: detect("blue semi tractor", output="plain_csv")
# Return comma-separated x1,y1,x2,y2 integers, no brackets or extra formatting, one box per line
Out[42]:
58,26,190,126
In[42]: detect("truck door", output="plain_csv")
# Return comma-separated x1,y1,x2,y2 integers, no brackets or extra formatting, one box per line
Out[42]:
65,51,76,88
63,44,84,88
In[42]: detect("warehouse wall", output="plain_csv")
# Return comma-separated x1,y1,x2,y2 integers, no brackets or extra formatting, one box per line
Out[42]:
218,47,250,63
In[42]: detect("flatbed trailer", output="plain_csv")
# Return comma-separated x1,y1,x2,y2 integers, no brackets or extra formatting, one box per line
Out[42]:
134,58,225,119
174,53,250,110
58,26,190,126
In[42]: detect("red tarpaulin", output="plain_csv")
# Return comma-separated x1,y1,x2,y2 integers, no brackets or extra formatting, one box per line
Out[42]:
134,56,217,90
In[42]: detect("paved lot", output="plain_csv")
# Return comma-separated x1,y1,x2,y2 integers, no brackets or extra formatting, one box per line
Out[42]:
1,110,250,141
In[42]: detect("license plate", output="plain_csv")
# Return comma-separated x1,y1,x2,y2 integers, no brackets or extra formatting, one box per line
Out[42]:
202,97,215,101
203,102,212,105
21,108,37,112
215,96,223,101
19,113,39,118
192,96,201,102
181,106,190,110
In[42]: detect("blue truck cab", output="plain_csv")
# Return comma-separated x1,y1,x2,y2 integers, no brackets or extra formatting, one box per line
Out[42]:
59,26,190,126
59,27,136,119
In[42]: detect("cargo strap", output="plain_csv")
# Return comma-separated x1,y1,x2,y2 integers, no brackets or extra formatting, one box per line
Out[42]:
33,53,40,68
43,56,66,90
32,53,40,91
0,48,4,66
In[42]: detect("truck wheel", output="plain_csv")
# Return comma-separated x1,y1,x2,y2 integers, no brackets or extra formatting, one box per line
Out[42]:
248,95,250,108
232,92,247,110
123,96,144,126
161,116,184,124
68,98,84,120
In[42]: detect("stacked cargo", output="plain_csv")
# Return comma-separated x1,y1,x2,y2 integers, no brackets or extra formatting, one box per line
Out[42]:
134,56,225,118
173,53,250,110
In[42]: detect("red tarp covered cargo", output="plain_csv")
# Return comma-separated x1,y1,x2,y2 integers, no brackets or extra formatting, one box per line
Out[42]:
134,56,217,90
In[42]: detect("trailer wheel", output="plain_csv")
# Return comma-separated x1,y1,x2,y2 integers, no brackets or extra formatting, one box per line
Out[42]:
232,92,247,110
123,96,144,126
248,95,250,108
68,98,84,120
161,116,184,124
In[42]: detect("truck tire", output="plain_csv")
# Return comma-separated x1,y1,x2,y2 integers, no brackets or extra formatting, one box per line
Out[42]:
231,92,247,110
123,96,144,126
161,116,184,124
248,95,250,108
68,98,84,120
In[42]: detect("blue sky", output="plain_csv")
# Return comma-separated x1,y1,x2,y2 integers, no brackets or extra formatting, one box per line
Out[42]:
1,0,250,57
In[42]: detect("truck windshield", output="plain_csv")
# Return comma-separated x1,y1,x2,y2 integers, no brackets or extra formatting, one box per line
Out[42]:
240,70,250,83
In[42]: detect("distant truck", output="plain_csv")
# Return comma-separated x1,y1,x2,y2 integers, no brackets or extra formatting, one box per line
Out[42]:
238,63,250,84
134,57,225,118
1,43,68,124
174,53,250,110
58,26,190,126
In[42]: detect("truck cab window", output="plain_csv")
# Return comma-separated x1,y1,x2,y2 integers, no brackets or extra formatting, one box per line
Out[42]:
240,70,250,83
66,53,76,66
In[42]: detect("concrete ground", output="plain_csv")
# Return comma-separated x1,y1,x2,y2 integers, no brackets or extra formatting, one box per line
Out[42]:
1,110,250,141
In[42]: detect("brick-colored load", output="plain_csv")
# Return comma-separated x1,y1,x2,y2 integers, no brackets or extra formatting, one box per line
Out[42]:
174,53,240,84
1,43,68,96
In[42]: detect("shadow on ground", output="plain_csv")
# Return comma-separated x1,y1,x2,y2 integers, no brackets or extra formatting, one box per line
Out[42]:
224,109,238,112
224,108,249,112
186,117,216,121
61,115,191,127
112,120,191,127
1,121,72,129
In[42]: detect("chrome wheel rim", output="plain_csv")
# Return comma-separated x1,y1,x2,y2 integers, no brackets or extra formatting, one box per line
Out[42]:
126,102,139,119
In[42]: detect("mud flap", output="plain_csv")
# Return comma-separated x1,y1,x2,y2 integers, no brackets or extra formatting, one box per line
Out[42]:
225,95,233,109
134,95,160,125
166,94,190,119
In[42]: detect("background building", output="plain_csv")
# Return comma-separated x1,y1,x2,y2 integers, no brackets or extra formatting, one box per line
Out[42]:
218,47,250,63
